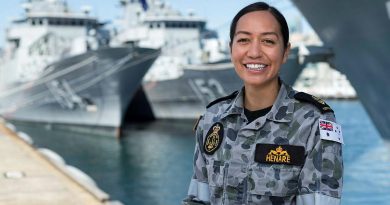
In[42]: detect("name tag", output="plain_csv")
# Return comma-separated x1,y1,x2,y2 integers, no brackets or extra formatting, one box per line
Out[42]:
254,144,305,166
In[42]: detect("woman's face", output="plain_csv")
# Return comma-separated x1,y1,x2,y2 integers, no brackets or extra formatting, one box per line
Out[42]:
231,10,290,88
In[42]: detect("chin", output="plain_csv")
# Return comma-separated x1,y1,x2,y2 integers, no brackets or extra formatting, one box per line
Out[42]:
243,76,278,88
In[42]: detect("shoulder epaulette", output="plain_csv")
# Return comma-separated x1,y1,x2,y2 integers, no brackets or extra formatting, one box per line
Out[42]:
206,91,239,109
294,92,334,114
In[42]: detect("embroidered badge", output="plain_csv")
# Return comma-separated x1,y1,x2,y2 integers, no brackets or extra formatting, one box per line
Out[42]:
266,146,291,163
319,119,344,144
204,122,224,155
254,144,305,166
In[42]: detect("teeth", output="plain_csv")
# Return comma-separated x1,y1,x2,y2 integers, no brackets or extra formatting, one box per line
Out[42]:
245,64,266,71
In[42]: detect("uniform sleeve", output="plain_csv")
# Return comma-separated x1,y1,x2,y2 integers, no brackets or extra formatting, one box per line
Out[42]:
297,113,343,205
183,117,210,205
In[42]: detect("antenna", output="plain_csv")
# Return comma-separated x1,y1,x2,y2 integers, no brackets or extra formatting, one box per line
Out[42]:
81,5,92,16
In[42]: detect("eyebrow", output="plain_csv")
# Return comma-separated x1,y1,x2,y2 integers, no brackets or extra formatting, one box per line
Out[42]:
235,31,279,37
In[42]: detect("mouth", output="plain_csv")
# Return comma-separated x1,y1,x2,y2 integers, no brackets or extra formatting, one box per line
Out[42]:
244,63,268,71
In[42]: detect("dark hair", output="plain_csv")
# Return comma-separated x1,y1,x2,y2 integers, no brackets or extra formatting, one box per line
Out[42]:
229,2,289,48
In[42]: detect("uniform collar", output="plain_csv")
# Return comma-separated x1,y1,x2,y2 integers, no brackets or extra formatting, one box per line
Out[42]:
265,82,296,123
220,80,296,123
220,87,245,119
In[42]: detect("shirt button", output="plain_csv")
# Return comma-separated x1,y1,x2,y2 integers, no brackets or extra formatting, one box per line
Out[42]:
255,122,260,127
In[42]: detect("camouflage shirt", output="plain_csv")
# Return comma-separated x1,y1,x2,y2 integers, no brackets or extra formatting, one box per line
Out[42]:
184,82,343,205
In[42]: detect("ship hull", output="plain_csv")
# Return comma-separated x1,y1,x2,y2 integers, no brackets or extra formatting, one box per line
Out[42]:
293,0,390,140
0,47,159,132
144,53,301,119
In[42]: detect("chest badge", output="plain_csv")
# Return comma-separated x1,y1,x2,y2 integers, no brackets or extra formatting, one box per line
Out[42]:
266,146,291,163
204,122,224,155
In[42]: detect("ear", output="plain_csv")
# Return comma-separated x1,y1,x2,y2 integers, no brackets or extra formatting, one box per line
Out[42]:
282,43,291,64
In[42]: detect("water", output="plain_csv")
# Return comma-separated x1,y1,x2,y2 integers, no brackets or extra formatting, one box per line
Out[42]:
12,100,390,205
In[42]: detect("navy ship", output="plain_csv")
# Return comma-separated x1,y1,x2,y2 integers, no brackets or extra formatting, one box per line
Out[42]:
293,0,390,141
0,0,159,135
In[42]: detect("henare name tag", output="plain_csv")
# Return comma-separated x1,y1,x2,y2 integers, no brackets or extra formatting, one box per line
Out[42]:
254,144,305,166
319,119,344,144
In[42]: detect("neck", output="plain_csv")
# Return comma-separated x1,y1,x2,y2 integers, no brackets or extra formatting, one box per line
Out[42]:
244,79,280,111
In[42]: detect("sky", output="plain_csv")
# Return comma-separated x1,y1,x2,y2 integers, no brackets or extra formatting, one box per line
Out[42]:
0,0,311,47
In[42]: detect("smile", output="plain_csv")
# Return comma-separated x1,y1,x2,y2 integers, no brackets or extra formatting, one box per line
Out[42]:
245,64,267,71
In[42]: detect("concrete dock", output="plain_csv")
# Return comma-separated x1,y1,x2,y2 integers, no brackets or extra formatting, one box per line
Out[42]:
0,122,118,205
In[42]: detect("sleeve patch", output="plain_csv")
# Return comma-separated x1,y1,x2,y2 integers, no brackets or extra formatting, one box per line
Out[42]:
319,119,344,144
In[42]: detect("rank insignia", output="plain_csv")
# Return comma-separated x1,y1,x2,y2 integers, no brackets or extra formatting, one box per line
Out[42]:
294,92,334,113
255,144,305,166
204,122,224,155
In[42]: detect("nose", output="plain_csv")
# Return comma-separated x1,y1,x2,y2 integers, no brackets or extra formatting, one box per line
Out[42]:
247,41,263,58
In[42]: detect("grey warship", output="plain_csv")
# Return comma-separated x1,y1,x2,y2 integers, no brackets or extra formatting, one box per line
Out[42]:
0,0,159,134
293,0,390,141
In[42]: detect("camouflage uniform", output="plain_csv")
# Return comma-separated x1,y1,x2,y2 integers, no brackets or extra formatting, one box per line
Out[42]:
183,82,343,205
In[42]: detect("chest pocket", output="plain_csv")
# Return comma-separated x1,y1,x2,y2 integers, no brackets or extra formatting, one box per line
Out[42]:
248,164,300,197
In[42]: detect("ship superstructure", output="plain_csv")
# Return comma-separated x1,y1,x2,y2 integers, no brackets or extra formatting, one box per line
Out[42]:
1,0,104,83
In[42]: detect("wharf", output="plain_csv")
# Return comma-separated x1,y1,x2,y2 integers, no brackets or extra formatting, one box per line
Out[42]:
0,122,116,205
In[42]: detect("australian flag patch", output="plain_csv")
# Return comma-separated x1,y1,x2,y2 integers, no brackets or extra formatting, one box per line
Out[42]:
319,119,344,144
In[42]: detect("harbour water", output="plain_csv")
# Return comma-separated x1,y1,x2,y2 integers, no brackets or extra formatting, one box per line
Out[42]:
11,100,390,205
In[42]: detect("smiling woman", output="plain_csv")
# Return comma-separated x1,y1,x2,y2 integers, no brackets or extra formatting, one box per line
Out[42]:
183,2,344,205
230,10,290,111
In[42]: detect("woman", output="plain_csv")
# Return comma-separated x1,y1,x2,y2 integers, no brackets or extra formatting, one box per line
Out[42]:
183,2,343,205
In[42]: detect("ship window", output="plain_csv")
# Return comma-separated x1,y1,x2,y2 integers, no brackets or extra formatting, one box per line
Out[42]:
31,19,36,25
39,19,43,25
156,23,160,28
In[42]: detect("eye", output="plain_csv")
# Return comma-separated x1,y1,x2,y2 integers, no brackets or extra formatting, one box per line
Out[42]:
236,38,250,44
262,39,276,45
